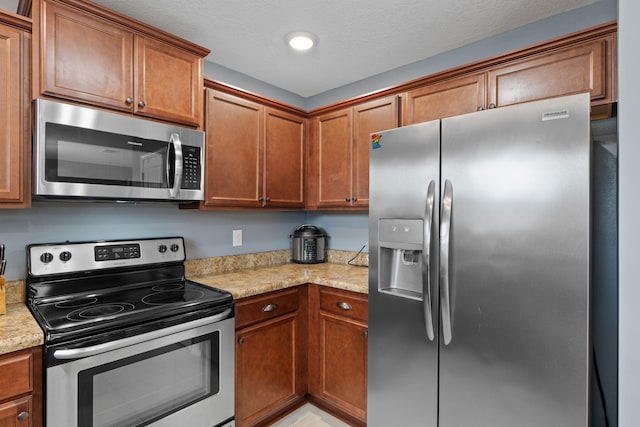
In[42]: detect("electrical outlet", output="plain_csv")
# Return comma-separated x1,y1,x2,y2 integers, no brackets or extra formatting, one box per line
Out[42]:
233,229,243,247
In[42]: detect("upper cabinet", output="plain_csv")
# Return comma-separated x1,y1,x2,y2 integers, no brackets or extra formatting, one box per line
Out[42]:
33,0,208,127
487,35,616,108
308,96,398,209
203,88,305,209
402,73,486,126
0,13,31,208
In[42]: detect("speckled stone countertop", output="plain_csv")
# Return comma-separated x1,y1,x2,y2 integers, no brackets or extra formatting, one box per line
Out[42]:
190,262,369,300
0,249,369,355
0,303,44,355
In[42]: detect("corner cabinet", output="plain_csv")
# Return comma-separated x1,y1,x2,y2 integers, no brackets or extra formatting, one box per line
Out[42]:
235,287,308,427
0,13,30,208
308,96,398,209
308,285,368,426
0,347,43,427
204,88,305,209
33,0,207,126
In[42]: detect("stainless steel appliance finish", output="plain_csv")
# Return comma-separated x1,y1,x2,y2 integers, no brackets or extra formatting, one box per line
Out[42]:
368,94,591,426
27,237,235,427
290,225,328,264
33,99,205,202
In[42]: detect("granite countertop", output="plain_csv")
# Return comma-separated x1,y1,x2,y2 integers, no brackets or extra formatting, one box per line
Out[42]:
0,303,44,355
190,262,369,300
0,252,369,355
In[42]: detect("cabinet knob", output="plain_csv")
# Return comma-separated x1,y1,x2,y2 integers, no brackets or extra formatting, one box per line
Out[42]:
489,103,496,109
345,197,351,202
138,100,146,108
262,303,279,312
17,411,29,421
265,197,271,202
125,97,133,105
352,197,357,202
477,106,484,111
364,331,368,338
336,301,352,310
258,197,264,202
238,337,244,345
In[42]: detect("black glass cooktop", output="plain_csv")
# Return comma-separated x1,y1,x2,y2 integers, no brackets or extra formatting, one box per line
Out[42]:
30,279,231,333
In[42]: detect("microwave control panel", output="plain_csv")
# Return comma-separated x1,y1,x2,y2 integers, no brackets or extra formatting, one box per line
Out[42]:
181,146,201,190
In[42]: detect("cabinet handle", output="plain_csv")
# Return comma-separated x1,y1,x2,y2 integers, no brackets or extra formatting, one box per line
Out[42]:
17,411,29,421
262,303,278,312
364,331,368,338
138,100,146,108
125,97,133,105
238,337,244,345
336,301,352,310
489,103,496,109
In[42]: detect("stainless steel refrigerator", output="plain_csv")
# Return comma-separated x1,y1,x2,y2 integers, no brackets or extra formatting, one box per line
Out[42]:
368,93,591,426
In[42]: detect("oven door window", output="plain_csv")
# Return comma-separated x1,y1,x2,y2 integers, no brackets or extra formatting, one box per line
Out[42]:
45,123,170,188
77,332,219,427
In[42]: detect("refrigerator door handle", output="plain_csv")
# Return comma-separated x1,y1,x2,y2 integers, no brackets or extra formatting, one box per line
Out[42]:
440,179,453,345
422,180,436,341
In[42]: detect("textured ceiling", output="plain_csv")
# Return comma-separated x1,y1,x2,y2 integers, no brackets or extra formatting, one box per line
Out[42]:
2,0,600,97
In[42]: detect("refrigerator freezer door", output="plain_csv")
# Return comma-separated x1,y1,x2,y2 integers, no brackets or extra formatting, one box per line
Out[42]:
368,120,440,426
438,93,590,427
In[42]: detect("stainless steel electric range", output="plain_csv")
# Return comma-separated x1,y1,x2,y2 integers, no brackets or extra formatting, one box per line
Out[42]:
26,237,235,427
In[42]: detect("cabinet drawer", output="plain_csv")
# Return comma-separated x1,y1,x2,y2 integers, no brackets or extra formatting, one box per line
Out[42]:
236,289,299,329
319,288,367,323
0,351,33,401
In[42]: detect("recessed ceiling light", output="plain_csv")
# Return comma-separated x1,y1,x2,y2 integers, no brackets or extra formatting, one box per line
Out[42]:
286,32,317,51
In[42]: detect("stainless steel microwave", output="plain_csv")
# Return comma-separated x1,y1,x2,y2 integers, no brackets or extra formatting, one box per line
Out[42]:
33,99,204,202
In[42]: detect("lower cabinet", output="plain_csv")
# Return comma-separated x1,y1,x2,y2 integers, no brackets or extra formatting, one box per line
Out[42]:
308,285,368,426
0,347,43,427
234,285,368,427
235,287,308,427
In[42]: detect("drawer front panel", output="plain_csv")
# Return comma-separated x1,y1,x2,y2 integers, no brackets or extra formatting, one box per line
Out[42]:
319,288,367,322
236,289,299,329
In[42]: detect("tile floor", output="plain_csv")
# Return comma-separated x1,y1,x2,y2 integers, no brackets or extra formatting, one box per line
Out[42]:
268,403,351,427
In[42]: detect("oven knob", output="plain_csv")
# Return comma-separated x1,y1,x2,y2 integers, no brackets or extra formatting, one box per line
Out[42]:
40,252,54,264
59,251,72,262
158,244,167,253
170,244,180,252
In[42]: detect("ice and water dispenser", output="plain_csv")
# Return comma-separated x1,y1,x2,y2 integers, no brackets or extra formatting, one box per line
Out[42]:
378,219,425,301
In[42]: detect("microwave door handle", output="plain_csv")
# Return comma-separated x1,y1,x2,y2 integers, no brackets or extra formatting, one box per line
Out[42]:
168,133,183,198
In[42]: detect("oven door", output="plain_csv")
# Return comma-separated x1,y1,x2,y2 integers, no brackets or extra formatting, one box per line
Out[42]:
33,98,204,201
46,311,234,427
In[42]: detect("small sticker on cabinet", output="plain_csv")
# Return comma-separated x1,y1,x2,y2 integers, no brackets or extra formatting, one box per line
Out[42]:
371,133,382,149
542,109,570,121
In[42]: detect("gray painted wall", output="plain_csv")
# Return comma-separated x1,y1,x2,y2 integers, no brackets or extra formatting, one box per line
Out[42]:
617,0,639,425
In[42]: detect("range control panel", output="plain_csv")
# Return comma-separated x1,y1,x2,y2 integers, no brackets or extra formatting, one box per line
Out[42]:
28,237,185,277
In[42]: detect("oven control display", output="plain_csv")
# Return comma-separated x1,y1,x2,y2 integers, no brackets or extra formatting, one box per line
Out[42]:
95,244,141,261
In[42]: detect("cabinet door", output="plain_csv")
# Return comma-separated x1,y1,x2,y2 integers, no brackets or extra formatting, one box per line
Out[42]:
0,397,31,427
352,96,399,208
42,1,134,111
402,73,486,125
134,36,202,126
263,108,305,208
204,90,263,208
0,23,29,207
314,109,352,208
488,37,614,107
236,315,300,427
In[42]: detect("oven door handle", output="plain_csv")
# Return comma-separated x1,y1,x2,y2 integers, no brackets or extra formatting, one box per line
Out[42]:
53,308,232,360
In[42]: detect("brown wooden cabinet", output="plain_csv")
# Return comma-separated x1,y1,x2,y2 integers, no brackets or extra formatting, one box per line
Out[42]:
488,35,616,108
309,96,398,209
235,287,308,427
0,13,30,208
0,347,43,427
34,0,207,126
204,89,305,209
308,285,368,426
402,73,486,125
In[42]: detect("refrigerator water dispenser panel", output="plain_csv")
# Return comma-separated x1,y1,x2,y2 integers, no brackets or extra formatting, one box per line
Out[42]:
378,219,424,300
